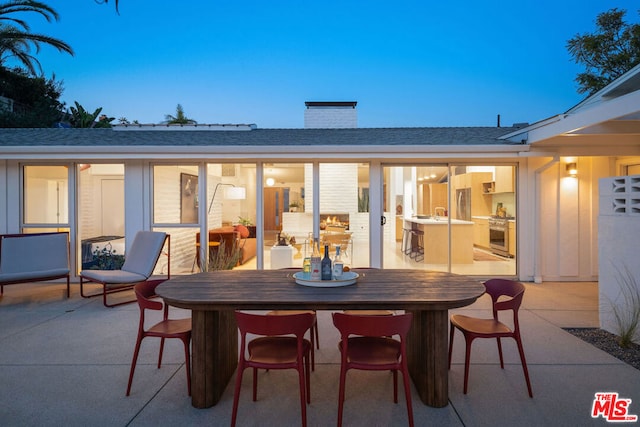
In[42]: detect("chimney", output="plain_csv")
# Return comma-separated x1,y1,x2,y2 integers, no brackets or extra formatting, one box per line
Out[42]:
304,101,357,129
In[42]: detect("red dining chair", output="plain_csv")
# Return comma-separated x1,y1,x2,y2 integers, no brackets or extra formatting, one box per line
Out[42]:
332,312,414,427
266,309,319,370
267,268,320,370
231,311,315,427
448,278,533,397
126,280,192,397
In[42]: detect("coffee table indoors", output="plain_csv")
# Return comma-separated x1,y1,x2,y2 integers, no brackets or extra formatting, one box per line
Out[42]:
156,269,484,409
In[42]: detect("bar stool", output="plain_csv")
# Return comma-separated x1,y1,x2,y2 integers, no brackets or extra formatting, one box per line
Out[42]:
402,228,413,256
411,229,424,262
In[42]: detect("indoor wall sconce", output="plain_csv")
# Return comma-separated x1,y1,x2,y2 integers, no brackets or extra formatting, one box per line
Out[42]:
207,183,246,213
566,162,578,177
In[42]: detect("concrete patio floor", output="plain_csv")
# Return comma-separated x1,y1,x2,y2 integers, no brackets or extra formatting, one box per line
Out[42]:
1,279,639,426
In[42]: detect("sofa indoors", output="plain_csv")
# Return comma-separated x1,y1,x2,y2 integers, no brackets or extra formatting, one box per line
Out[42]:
196,225,257,267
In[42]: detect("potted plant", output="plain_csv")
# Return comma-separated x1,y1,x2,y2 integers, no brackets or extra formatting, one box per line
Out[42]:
237,216,256,238
289,200,301,212
87,243,125,270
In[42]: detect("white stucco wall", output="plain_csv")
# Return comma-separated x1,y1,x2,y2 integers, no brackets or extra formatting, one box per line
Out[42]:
532,157,610,282
598,175,640,343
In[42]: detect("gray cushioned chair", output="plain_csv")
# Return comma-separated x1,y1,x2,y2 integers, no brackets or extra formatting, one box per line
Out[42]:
0,232,70,297
80,231,170,307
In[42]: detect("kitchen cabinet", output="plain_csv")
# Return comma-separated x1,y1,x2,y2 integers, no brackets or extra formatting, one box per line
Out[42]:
406,218,474,264
508,221,516,256
494,166,514,193
451,173,471,189
469,173,493,216
449,172,492,218
418,183,448,216
430,183,448,213
395,216,403,241
473,218,489,249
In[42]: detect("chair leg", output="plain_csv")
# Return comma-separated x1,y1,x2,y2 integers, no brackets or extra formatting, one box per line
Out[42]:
401,365,415,427
463,335,474,394
252,367,258,401
515,336,533,398
393,369,398,403
158,337,165,369
496,337,504,369
231,362,245,427
298,359,307,427
448,324,455,369
309,326,315,371
305,353,311,404
126,336,144,396
182,337,191,396
337,365,348,427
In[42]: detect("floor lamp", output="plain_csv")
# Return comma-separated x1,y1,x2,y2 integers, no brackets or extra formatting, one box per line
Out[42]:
207,183,246,214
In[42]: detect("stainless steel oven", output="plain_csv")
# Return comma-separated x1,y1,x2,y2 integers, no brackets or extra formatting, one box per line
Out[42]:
489,217,509,257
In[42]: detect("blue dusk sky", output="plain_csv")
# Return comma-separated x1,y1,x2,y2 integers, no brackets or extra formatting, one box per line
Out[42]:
16,1,640,128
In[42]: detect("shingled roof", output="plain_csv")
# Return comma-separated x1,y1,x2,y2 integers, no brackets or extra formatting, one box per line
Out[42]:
0,126,523,147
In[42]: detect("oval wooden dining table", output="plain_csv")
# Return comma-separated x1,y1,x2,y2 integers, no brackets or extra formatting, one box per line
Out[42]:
156,268,485,409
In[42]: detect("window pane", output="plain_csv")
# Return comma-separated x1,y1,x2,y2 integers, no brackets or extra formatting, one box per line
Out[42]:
77,163,125,273
383,164,516,276
206,163,256,270
319,163,369,269
265,163,307,269
153,165,199,224
383,165,449,272
23,165,69,225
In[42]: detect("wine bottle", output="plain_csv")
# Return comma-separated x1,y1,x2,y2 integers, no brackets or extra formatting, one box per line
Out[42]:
321,244,332,280
332,245,344,279
310,238,322,280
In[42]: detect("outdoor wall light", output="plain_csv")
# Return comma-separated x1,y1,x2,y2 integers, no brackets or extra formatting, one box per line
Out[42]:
266,177,275,186
566,162,578,177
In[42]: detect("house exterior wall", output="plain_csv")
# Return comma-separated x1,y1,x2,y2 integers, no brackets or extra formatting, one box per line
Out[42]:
528,156,612,282
598,175,640,342
0,146,628,284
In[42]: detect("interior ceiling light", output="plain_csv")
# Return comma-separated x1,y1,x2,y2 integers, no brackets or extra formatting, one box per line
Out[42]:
266,177,275,186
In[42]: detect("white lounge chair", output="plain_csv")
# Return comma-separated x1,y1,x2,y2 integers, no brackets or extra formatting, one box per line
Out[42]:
80,231,170,307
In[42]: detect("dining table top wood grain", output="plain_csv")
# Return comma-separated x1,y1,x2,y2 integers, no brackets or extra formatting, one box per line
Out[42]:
156,268,485,409
157,269,484,311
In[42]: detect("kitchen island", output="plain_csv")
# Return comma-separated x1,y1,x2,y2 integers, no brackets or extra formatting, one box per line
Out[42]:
405,217,474,264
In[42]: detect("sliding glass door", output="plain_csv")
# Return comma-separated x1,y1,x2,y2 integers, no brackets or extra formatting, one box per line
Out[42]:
382,164,517,276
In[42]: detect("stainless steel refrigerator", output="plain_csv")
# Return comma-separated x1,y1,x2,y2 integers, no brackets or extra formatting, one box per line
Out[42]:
456,188,471,221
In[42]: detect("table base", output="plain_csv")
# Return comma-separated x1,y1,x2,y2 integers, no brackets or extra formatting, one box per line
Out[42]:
191,310,238,408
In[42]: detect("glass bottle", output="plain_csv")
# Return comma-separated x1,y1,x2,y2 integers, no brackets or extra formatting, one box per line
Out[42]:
302,256,311,277
321,244,332,280
332,245,344,279
310,238,322,280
